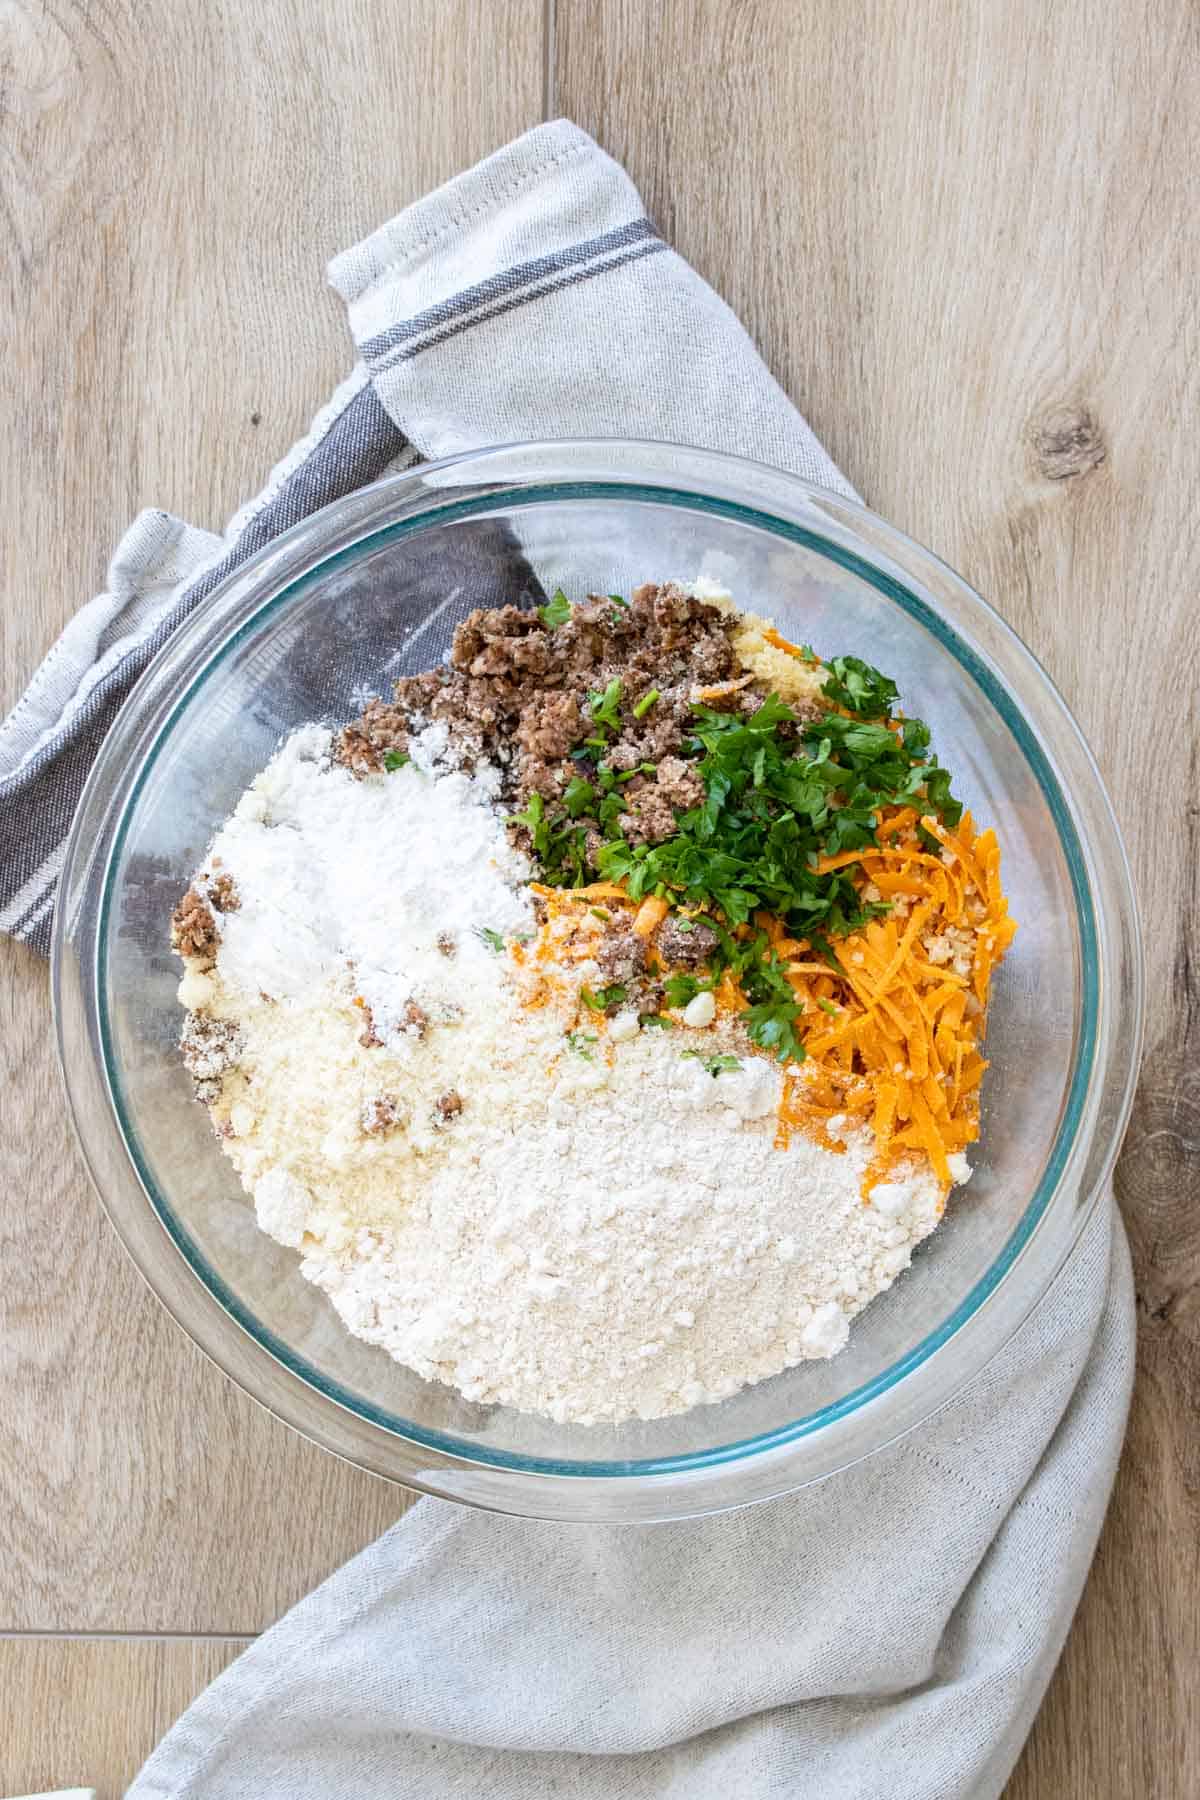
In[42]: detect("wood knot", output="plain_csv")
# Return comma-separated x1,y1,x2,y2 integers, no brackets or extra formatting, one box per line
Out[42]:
1029,404,1107,481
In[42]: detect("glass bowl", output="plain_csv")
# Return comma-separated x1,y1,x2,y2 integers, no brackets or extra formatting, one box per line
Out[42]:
53,440,1142,1521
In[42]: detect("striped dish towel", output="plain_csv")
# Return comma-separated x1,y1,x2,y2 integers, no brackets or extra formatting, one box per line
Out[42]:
0,119,847,954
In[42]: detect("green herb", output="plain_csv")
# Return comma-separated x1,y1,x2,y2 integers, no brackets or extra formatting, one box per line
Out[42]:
674,917,695,933
511,791,590,886
588,678,623,733
562,776,598,818
682,1051,742,1077
799,644,818,664
633,688,661,719
581,983,628,1012
820,655,899,719
744,997,805,1063
662,972,708,1015
639,1012,674,1029
513,790,549,850
609,592,629,611
537,589,572,630
566,1029,598,1059
589,906,611,921
817,997,839,1016
476,926,506,953
383,750,410,771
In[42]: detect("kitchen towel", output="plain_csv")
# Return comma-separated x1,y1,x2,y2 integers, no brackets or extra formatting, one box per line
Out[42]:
0,122,1134,1798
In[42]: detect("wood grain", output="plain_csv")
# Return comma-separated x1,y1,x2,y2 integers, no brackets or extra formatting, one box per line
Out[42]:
556,2,1200,1794
0,0,540,1633
0,1636,248,1798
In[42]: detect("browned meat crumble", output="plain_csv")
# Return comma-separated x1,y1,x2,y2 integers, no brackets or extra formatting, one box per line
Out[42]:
337,582,740,784
357,1003,384,1049
361,1095,405,1136
171,888,220,961
331,582,763,893
208,872,240,913
333,697,410,776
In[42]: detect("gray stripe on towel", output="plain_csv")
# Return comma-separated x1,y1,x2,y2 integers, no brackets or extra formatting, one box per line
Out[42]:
361,219,660,362
372,238,668,372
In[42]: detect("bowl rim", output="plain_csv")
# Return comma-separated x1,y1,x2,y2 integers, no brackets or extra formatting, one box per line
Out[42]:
54,437,1144,1519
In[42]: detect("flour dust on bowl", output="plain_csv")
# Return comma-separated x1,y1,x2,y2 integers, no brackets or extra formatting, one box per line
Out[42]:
54,441,1142,1520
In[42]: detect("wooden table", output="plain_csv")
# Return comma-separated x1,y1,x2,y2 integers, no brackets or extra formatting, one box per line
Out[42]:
2,2,1196,1792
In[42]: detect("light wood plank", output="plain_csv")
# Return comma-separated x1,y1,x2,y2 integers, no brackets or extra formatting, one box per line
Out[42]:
0,0,541,1631
557,2,1199,1795
0,1636,248,1799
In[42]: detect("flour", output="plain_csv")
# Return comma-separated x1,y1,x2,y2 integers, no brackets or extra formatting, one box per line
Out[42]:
300,1031,944,1423
178,719,954,1426
207,722,532,1045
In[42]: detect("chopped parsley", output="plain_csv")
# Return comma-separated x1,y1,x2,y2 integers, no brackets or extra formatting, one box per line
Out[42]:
663,971,710,1009
633,687,660,719
383,749,410,771
820,654,899,718
537,589,572,630
512,790,589,885
562,776,598,817
639,1012,674,1029
510,645,962,1069
476,926,506,953
588,678,623,734
817,997,839,1016
744,996,805,1063
682,1051,742,1077
566,1030,598,1058
609,592,629,610
581,983,627,1012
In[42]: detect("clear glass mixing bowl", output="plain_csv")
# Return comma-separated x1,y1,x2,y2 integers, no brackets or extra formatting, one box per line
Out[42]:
53,440,1142,1521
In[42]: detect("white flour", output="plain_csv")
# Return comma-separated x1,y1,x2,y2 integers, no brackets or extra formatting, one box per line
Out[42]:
301,1034,944,1424
181,725,950,1425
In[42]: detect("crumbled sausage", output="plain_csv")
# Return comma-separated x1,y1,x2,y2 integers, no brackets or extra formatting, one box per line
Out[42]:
357,1003,383,1048
619,788,678,846
207,872,240,913
400,1000,429,1039
333,698,410,777
653,755,704,812
619,757,704,846
318,582,751,889
361,1095,404,1137
656,917,719,968
436,932,457,957
516,691,584,761
172,888,219,960
596,929,647,985
434,1089,463,1123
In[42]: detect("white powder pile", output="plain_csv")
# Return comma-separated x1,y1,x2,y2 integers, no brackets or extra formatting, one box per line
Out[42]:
189,722,532,1043
178,723,958,1426
301,1034,945,1424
